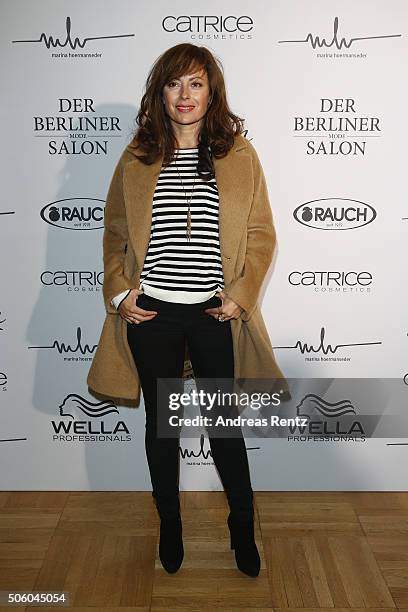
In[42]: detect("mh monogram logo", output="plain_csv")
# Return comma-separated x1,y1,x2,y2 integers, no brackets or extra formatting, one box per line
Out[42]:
12,16,135,50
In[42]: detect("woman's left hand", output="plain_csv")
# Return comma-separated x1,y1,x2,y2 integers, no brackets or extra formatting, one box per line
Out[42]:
204,290,244,321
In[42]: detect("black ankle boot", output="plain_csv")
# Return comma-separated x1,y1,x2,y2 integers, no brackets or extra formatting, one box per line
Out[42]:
152,492,184,574
227,512,260,577
159,514,184,573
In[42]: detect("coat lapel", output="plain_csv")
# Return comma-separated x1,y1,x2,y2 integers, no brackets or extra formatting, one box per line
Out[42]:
123,137,252,273
123,157,161,270
213,148,252,259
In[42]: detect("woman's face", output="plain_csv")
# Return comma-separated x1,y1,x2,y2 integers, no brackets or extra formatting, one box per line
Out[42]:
162,68,211,127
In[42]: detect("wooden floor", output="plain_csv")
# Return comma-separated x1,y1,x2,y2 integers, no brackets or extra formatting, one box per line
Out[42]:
1,491,408,611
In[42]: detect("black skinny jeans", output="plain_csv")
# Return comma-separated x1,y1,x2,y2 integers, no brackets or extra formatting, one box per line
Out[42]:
126,292,254,520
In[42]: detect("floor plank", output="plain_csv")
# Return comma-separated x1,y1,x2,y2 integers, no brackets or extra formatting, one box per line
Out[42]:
0,491,406,609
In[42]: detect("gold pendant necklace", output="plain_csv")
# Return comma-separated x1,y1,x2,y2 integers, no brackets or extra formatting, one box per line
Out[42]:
175,152,197,242
186,206,192,241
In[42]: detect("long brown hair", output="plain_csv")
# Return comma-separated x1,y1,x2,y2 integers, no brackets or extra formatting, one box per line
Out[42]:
130,43,245,179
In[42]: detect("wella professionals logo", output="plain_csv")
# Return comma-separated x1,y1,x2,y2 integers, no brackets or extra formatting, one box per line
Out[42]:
278,16,401,57
12,16,135,59
40,198,104,230
297,394,356,418
60,394,118,417
286,392,366,441
52,394,131,443
293,198,376,230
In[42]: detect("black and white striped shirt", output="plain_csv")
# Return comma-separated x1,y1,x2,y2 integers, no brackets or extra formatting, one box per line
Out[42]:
121,147,224,307
112,147,225,308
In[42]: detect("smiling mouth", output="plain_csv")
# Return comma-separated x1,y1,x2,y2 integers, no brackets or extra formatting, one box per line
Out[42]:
176,106,195,112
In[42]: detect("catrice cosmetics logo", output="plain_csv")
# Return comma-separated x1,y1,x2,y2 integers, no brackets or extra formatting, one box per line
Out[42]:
162,14,254,40
40,198,104,230
288,270,373,294
278,16,401,59
12,16,135,59
293,198,377,230
294,97,382,157
273,325,381,363
52,394,131,443
40,270,103,293
33,98,121,156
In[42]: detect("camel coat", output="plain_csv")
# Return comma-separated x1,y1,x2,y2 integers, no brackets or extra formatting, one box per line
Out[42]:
86,133,291,405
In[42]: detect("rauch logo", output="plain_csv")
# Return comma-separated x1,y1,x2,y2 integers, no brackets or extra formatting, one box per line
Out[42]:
293,198,376,230
40,198,104,230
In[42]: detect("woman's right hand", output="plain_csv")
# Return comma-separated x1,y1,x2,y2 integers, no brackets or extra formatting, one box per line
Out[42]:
118,289,158,324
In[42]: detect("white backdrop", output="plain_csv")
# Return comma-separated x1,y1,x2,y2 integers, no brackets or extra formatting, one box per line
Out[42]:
1,0,407,490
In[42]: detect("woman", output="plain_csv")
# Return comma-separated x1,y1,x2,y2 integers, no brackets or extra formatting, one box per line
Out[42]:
87,43,290,576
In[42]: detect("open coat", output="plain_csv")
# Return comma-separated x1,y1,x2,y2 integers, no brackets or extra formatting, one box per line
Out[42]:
87,133,291,405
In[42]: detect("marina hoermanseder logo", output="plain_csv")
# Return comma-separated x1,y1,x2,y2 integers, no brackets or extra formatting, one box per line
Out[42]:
12,16,135,58
278,16,401,54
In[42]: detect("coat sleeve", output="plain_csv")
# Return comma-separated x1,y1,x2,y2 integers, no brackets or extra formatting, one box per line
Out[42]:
224,141,276,322
102,152,135,314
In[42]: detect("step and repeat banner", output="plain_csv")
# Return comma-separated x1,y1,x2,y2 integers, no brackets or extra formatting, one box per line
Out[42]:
1,0,407,490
